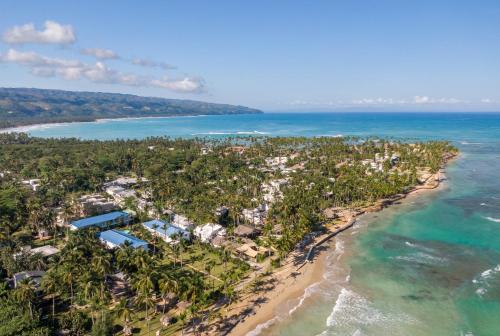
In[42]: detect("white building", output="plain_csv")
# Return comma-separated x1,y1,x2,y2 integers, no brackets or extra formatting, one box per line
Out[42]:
261,178,288,204
22,179,41,191
105,186,137,203
242,207,266,226
171,214,194,230
194,223,226,243
78,194,118,216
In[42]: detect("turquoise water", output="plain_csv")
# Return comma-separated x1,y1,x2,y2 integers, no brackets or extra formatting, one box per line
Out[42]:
11,112,500,335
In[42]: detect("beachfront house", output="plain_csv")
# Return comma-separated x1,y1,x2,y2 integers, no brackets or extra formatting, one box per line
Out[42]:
98,229,149,250
142,219,190,244
70,211,131,230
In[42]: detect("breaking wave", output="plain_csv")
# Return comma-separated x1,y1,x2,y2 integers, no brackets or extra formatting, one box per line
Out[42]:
288,281,322,315
483,216,500,223
246,317,278,336
394,252,448,265
192,130,269,135
472,264,500,297
326,288,416,328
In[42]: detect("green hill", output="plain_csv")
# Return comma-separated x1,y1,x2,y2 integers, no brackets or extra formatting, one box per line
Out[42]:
0,88,262,128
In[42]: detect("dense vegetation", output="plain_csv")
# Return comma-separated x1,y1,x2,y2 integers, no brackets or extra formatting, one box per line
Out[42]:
0,133,456,335
0,88,262,128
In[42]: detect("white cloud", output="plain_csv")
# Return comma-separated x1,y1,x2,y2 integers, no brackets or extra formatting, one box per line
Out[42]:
481,98,492,104
413,95,430,104
1,48,205,93
132,58,177,70
81,48,119,60
3,20,75,45
1,48,82,68
151,77,205,93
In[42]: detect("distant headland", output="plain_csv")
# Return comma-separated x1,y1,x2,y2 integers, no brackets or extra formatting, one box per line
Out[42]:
0,87,262,129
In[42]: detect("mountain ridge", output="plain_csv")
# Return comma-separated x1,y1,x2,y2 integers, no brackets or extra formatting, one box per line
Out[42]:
0,87,262,129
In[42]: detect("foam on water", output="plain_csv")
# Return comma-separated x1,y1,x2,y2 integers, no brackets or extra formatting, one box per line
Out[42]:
471,264,500,297
288,281,322,315
192,130,269,136
246,317,279,336
483,216,500,223
393,251,448,266
325,288,416,329
326,289,380,327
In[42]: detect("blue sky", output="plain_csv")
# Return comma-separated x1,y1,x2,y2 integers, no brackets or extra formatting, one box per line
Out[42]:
1,0,499,111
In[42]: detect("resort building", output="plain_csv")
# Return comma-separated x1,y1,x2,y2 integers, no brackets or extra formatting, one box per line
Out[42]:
77,194,118,216
242,206,267,226
105,185,137,203
193,223,226,243
103,176,148,188
70,211,131,230
98,229,148,250
142,219,190,244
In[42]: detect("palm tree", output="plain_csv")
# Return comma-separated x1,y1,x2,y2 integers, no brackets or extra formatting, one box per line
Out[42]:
42,269,59,323
92,251,112,277
115,298,134,335
159,276,178,314
151,223,159,254
61,264,76,307
135,292,155,335
13,278,36,318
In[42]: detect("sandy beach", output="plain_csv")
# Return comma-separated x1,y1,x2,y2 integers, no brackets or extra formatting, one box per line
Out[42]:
226,241,330,336
221,164,454,336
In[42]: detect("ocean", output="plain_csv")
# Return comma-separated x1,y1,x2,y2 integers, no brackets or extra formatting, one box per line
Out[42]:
11,112,500,336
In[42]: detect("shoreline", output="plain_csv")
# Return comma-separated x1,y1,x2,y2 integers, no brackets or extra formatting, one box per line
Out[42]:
222,157,456,336
0,113,260,133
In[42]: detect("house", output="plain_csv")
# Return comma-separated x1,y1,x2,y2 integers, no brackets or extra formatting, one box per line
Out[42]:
234,224,259,237
236,241,271,261
171,214,194,230
29,245,60,257
78,194,118,216
12,271,45,288
98,229,148,250
142,219,190,244
22,179,41,191
242,206,267,226
103,177,144,188
70,211,131,230
105,186,137,202
194,223,226,243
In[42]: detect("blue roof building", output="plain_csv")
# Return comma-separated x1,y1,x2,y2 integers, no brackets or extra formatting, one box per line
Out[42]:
142,219,190,244
70,211,130,230
98,230,148,250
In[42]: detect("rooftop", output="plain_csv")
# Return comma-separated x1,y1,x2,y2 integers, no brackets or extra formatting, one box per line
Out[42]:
143,219,188,237
30,245,60,257
98,229,148,249
71,211,129,229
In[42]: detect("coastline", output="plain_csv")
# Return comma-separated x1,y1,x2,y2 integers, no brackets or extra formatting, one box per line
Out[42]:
223,157,456,336
0,113,259,133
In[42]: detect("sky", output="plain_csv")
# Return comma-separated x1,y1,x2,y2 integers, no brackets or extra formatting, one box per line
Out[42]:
0,0,499,112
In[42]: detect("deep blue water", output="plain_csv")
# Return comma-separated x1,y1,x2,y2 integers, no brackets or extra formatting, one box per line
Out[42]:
9,112,500,336
12,112,500,143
